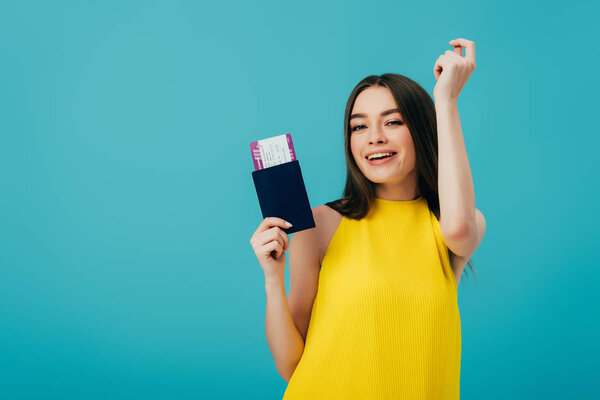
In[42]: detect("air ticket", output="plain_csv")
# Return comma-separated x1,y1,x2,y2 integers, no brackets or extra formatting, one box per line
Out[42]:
250,133,297,170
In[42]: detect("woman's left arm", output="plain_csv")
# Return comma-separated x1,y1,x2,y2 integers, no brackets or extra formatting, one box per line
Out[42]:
433,38,485,258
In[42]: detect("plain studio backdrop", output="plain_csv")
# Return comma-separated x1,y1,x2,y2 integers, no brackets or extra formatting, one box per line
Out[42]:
1,0,598,399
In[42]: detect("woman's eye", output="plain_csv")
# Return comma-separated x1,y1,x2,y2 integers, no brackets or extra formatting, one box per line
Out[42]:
352,121,402,132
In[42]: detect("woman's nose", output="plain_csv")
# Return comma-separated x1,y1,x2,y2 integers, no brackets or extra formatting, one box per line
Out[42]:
368,126,387,144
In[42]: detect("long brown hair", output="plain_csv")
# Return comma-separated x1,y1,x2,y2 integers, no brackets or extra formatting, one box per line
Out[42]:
325,73,476,281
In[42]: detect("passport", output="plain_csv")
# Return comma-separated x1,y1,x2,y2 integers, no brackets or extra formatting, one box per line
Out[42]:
251,159,316,234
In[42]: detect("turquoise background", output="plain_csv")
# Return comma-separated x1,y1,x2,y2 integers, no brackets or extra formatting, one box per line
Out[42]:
1,0,598,398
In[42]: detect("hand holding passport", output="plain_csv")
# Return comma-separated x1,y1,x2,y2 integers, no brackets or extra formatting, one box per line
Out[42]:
250,134,316,235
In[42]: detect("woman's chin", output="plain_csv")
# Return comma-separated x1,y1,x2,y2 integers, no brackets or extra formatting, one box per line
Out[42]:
365,173,403,184
363,164,402,179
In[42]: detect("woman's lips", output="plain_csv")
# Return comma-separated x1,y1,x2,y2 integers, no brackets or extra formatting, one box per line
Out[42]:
366,152,398,166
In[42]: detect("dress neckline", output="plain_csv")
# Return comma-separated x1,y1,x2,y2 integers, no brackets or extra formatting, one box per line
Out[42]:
373,195,423,205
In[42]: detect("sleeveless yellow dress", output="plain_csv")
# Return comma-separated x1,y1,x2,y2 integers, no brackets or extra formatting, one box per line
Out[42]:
282,195,461,399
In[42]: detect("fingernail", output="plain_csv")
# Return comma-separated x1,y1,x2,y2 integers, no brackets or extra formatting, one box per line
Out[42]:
285,221,293,227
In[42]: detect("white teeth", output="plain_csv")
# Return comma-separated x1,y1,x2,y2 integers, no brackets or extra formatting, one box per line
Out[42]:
367,152,395,160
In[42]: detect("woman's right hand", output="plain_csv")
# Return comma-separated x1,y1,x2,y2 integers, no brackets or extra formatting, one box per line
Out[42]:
250,217,292,280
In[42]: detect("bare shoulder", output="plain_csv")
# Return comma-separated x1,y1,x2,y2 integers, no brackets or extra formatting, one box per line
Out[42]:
289,203,344,267
312,204,344,265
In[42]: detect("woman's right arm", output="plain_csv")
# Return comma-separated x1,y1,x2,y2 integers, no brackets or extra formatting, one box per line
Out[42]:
264,274,304,382
250,213,322,382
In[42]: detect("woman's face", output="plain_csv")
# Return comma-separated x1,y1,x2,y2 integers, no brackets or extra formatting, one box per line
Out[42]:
349,86,418,195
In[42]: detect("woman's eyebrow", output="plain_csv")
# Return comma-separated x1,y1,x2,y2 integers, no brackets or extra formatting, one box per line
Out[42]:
350,108,401,120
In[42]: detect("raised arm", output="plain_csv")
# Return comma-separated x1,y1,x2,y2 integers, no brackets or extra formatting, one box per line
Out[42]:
433,38,485,259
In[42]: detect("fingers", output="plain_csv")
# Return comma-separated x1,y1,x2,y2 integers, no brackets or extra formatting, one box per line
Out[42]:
448,38,476,66
277,228,290,251
251,225,289,253
433,55,446,80
264,240,284,260
256,217,292,234
268,227,288,251
251,217,290,243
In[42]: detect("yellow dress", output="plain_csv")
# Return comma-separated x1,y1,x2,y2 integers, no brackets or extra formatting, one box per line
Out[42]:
282,196,461,399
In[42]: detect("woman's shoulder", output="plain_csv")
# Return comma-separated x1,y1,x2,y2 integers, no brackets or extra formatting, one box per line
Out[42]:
313,202,344,226
310,203,344,264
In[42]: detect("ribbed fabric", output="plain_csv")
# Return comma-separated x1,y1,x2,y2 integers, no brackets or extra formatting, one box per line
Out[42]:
282,196,461,399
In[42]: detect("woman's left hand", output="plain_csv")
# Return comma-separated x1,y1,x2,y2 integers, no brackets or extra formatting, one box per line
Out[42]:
433,38,476,103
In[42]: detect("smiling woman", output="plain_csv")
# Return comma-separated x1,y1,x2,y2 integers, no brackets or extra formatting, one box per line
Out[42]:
328,74,478,281
278,72,483,399
251,42,485,398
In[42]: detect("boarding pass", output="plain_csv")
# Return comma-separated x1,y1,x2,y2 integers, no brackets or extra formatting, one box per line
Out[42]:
250,133,297,170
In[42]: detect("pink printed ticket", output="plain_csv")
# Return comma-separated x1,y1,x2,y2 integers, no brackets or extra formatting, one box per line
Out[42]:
250,133,297,170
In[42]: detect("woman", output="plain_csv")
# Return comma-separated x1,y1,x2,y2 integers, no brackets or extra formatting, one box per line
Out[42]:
250,38,486,399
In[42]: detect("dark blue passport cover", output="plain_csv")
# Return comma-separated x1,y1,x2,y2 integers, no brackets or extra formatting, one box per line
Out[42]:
251,160,316,234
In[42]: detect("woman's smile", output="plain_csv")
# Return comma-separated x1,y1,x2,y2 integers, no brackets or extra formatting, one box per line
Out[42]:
366,152,399,166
